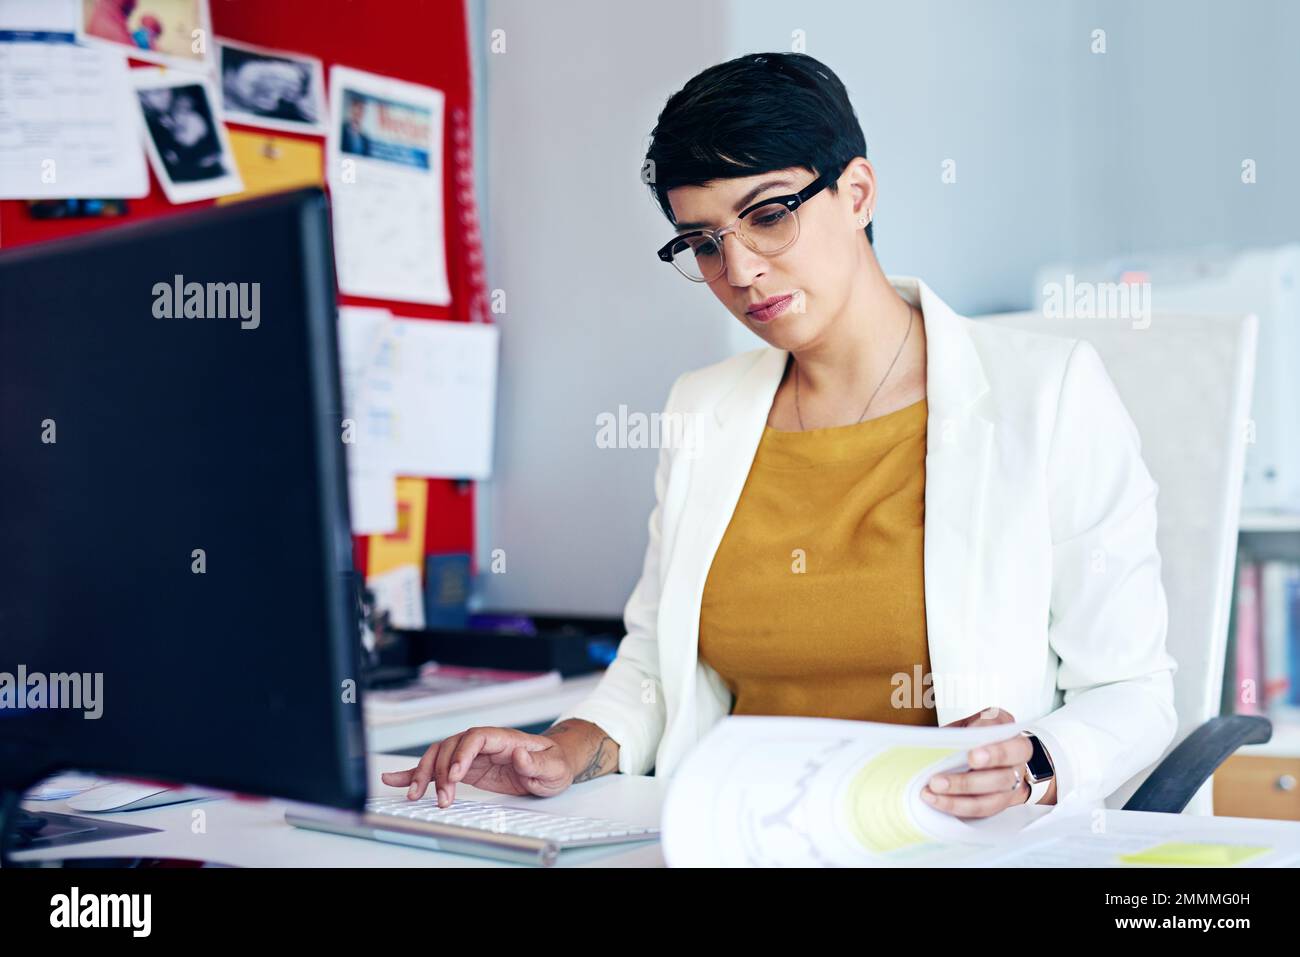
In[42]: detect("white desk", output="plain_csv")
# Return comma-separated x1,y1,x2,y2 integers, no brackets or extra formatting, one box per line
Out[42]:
16,672,1300,867
15,752,668,868
16,752,1300,867
14,673,648,868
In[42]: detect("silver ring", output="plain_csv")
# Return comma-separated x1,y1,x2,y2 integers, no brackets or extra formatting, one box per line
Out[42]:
1010,768,1023,791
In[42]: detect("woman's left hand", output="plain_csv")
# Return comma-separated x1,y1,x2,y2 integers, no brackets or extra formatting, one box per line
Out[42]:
920,707,1038,818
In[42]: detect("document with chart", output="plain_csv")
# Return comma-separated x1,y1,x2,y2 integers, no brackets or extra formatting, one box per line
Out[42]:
661,715,1046,867
661,715,1300,868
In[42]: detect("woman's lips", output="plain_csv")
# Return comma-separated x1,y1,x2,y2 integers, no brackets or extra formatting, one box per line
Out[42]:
747,294,793,323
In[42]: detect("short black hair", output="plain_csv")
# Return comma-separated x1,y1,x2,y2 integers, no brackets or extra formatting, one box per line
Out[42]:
643,52,872,245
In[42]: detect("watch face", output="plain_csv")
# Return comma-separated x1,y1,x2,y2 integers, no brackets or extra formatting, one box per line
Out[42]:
1026,735,1054,779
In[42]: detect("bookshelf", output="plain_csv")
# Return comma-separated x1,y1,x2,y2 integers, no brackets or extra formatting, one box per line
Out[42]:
1233,515,1300,745
1217,517,1300,819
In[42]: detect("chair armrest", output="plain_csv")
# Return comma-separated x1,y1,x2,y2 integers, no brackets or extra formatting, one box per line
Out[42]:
1121,714,1273,813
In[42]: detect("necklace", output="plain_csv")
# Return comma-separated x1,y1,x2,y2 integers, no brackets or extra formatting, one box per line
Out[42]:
794,300,916,431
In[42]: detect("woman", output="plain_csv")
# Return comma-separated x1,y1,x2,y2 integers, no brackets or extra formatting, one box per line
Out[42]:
383,52,1178,820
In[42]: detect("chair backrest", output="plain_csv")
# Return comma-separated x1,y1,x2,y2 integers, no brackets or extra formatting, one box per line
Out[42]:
978,310,1258,813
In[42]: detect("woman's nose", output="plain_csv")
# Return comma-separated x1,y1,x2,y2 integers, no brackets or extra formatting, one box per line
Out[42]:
721,231,767,285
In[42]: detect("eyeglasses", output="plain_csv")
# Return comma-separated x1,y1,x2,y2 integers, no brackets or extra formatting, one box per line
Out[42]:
656,163,844,283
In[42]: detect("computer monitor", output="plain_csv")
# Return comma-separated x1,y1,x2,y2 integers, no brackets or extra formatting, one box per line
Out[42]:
0,189,367,820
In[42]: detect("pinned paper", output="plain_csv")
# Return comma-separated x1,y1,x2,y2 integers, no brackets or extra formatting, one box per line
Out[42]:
338,306,398,533
366,477,427,578
0,31,148,200
367,564,424,631
218,132,323,206
327,65,449,305
338,309,498,482
381,317,498,479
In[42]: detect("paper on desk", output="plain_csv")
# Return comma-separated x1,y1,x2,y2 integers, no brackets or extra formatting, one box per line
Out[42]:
0,24,149,199
974,808,1300,868
661,715,1040,867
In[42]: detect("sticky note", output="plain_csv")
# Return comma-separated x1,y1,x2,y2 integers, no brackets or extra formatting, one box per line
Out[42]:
218,132,323,205
1119,842,1271,867
366,477,428,577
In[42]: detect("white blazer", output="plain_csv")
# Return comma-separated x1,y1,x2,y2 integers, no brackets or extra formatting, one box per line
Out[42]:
556,275,1179,812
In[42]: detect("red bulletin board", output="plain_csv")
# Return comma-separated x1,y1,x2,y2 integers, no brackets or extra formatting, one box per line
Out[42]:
0,0,488,580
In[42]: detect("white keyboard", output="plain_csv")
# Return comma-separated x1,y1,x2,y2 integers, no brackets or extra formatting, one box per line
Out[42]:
366,795,659,847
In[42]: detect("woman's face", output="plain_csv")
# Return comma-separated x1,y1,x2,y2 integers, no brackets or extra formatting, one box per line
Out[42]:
666,162,871,351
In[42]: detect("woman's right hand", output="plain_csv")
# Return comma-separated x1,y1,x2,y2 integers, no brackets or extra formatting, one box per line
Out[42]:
379,726,575,808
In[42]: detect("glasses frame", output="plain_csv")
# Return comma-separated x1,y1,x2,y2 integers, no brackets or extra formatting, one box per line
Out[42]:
656,162,846,282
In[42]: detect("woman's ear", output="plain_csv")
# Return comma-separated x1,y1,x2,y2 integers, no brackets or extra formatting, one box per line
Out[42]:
837,155,876,222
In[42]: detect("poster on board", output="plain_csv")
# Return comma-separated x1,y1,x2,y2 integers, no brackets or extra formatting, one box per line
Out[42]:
327,65,450,307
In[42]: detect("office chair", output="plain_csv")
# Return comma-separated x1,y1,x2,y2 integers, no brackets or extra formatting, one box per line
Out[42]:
979,309,1263,815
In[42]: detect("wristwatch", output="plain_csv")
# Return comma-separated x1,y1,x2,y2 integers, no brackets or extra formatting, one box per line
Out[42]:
1020,731,1056,805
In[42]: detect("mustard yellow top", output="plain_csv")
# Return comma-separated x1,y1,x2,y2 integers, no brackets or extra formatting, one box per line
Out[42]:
698,396,936,726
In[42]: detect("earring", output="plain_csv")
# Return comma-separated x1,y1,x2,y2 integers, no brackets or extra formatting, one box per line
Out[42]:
858,210,872,227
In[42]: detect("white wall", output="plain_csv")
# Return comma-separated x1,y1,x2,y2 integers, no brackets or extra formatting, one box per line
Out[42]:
474,0,734,615
1064,0,1300,259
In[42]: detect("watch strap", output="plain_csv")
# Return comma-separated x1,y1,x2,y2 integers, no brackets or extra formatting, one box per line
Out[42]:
1025,774,1052,805
1020,731,1055,805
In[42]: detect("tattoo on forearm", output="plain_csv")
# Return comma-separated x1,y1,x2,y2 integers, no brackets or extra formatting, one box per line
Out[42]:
541,721,617,782
573,736,615,783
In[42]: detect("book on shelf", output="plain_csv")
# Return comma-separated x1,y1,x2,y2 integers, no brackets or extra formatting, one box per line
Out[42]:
1228,557,1300,720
